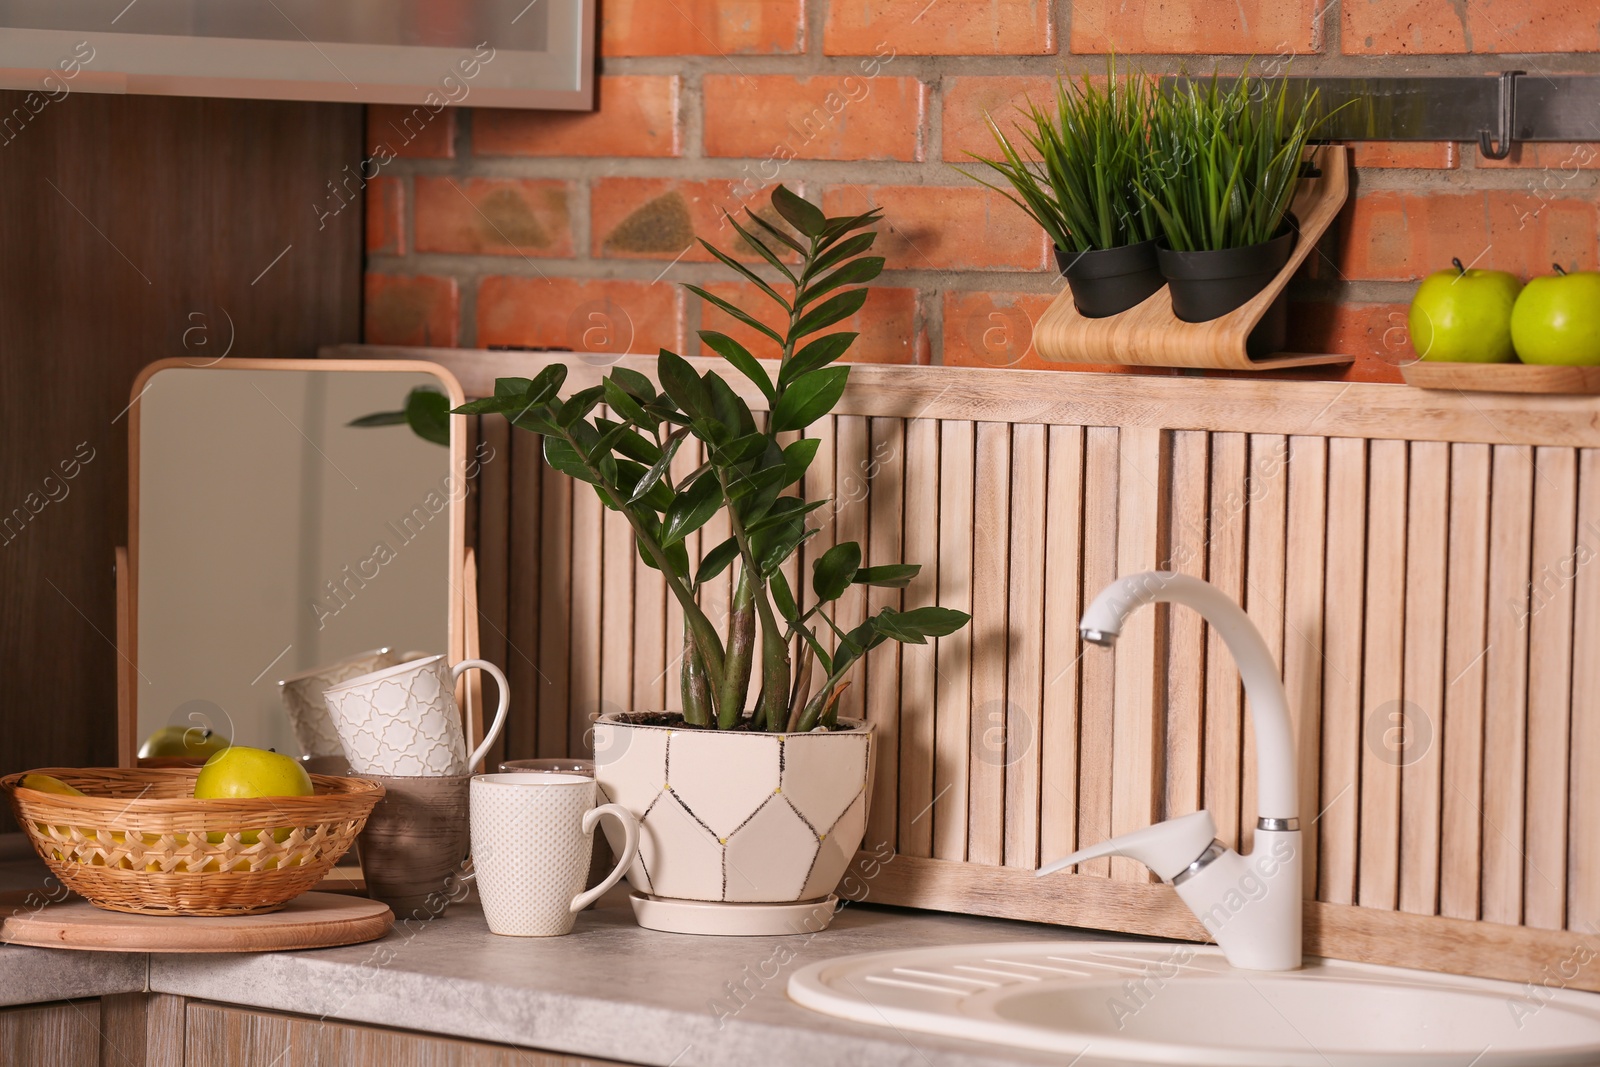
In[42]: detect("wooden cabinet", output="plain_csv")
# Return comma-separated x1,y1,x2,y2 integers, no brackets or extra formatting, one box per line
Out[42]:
2,996,641,1067
180,1002,636,1066
1,999,111,1067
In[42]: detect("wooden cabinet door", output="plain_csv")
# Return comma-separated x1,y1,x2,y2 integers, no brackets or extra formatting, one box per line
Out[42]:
183,1002,638,1067
0,1000,102,1067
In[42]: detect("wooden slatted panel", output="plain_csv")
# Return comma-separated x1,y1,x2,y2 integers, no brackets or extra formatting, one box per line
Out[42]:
1163,431,1209,823
968,422,1010,867
1524,447,1577,930
1399,441,1448,917
1076,426,1120,877
1440,443,1492,922
1319,437,1367,905
569,471,605,755
833,415,872,725
537,436,574,759
1283,436,1327,897
1111,427,1165,882
1568,449,1600,934
897,418,940,859
865,416,906,852
1004,423,1046,870
1204,433,1247,850
390,348,1600,989
934,419,975,860
1482,445,1534,926
1039,425,1085,867
1242,434,1289,855
599,480,635,742
1359,439,1407,912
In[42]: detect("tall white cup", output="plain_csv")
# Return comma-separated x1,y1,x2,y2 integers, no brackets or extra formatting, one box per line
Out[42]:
322,655,509,776
469,772,639,937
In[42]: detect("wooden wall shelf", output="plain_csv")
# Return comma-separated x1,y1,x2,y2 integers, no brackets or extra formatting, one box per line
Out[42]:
1033,145,1352,371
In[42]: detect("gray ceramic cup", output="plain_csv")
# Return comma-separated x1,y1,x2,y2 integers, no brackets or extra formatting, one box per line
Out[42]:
354,773,471,919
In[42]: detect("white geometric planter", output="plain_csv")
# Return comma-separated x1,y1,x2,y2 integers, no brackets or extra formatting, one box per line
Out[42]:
592,713,873,934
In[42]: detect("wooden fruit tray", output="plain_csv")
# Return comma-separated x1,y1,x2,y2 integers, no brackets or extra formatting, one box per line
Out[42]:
1400,360,1600,394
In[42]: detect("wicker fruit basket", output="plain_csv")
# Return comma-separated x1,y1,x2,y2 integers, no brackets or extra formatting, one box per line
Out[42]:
1,767,383,916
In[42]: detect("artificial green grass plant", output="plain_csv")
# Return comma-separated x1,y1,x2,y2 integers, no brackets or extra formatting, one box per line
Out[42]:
1137,73,1324,252
963,64,1159,255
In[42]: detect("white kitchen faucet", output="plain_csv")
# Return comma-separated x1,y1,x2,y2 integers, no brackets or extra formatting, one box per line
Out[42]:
1037,571,1303,971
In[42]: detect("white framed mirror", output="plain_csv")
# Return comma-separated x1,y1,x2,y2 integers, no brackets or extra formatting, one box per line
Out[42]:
121,358,469,766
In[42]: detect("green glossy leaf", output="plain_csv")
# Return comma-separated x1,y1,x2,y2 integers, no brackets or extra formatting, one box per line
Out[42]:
628,431,685,506
683,285,784,347
769,569,800,622
725,212,796,282
807,231,876,278
772,184,826,237
602,378,650,427
781,437,821,487
871,605,972,644
726,464,786,521
544,435,596,485
347,410,407,427
770,366,850,433
557,385,605,427
792,287,869,340
714,432,768,467
661,470,722,546
609,366,656,402
700,331,775,402
853,563,921,588
756,519,816,577
704,370,757,441
657,350,711,419
494,376,535,397
746,210,806,255
811,541,861,603
820,209,883,242
402,388,450,446
781,332,857,387
695,536,741,587
698,236,791,313
799,257,884,309
746,495,826,534
637,530,689,577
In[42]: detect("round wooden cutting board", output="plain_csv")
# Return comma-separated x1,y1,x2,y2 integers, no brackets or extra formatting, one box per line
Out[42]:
0,891,392,952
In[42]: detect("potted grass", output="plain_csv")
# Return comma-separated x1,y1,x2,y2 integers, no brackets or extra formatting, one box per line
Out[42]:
455,186,971,935
1138,73,1325,357
963,64,1165,318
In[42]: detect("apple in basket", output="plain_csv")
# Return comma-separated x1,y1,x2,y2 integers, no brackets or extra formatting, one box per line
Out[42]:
194,746,313,845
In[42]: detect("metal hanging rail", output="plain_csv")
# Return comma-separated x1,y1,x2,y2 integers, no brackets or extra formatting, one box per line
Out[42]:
1158,74,1600,160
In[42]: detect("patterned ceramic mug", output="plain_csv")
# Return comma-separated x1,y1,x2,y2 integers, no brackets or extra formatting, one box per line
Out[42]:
468,772,639,936
278,648,426,759
322,655,509,776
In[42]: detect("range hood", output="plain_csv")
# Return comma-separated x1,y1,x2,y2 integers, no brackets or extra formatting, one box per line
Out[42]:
0,0,594,109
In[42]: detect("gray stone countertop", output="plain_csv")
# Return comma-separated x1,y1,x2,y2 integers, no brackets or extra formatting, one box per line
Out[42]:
0,836,1149,1066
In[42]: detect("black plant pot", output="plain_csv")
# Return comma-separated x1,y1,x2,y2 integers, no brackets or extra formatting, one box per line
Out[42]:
1157,225,1297,359
1054,240,1165,319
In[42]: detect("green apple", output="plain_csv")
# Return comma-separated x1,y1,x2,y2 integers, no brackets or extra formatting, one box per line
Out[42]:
1408,258,1522,363
138,725,230,760
194,746,313,845
1510,265,1600,366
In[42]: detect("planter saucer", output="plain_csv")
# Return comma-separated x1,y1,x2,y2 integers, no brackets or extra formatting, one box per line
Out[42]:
629,892,839,936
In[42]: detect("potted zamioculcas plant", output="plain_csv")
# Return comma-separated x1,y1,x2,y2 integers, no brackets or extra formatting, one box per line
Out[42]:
1138,72,1325,357
455,186,971,935
963,64,1165,318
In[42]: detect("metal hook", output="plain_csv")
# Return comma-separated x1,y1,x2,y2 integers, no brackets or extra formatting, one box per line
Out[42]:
1479,70,1523,160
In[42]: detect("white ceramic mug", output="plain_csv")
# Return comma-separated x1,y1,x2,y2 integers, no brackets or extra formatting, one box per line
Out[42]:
278,648,427,758
469,772,639,937
322,655,509,776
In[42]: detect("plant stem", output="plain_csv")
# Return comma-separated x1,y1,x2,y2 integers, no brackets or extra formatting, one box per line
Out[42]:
556,424,727,696
717,566,756,728
681,627,712,727
714,467,792,731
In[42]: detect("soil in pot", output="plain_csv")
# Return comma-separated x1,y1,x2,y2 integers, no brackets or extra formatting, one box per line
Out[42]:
1055,240,1165,319
1157,224,1296,359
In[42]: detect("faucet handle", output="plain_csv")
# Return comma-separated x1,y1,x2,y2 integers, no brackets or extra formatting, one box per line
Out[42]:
1037,810,1219,883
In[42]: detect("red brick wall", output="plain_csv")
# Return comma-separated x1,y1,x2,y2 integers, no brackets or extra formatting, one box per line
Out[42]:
363,2,1600,383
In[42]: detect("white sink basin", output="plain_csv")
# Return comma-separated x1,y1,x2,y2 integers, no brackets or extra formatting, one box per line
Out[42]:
788,942,1600,1065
